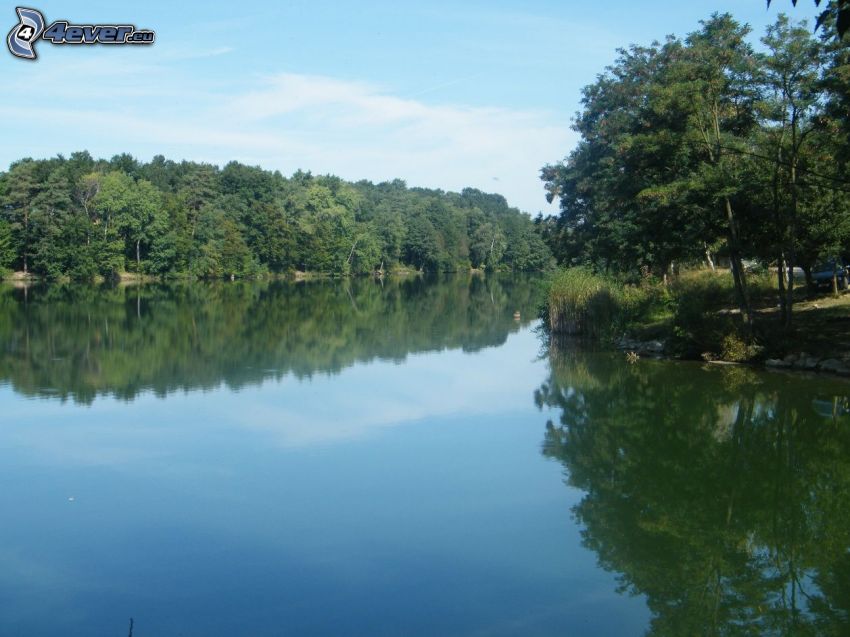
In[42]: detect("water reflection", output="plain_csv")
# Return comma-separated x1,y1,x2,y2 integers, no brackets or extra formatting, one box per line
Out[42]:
0,274,543,403
535,342,850,636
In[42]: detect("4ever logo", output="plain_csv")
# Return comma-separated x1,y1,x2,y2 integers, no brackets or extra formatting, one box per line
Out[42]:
7,7,44,59
7,6,155,60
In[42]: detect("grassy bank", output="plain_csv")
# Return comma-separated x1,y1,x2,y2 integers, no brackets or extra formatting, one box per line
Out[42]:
544,267,850,367
545,268,667,339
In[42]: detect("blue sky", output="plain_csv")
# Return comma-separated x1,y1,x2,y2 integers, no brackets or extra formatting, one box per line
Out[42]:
1,1,821,213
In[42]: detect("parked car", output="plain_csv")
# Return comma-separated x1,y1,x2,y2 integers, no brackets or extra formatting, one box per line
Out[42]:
811,258,849,290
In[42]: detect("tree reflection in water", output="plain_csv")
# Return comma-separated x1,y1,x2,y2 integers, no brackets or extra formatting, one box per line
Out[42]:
0,274,544,404
535,341,850,636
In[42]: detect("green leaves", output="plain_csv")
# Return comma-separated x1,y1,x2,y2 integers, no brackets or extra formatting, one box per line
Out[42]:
1,154,550,280
0,220,14,272
541,10,850,327
767,0,850,38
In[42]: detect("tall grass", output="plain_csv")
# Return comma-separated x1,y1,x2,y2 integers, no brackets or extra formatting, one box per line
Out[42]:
546,268,665,338
547,268,619,338
545,266,775,351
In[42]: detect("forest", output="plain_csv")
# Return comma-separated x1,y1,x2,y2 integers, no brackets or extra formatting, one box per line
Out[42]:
538,11,850,328
0,153,553,280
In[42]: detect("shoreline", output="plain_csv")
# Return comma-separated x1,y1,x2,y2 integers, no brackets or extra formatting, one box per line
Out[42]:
545,268,850,380
609,335,850,379
0,266,529,285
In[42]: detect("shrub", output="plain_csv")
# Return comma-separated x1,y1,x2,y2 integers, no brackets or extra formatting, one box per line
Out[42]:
669,270,762,359
720,332,759,362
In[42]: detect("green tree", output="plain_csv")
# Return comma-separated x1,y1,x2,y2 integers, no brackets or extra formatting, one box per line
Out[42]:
759,14,825,324
0,159,41,273
0,220,14,272
1,152,550,279
673,14,761,327
470,222,506,268
768,0,850,38
94,172,165,272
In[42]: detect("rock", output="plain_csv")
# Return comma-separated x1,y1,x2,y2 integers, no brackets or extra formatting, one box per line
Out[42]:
819,359,850,375
645,340,664,353
793,355,820,370
765,358,791,368
802,357,821,370
783,353,798,364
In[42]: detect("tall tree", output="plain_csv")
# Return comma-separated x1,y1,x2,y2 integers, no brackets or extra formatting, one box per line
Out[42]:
759,14,825,325
0,160,41,273
675,14,761,328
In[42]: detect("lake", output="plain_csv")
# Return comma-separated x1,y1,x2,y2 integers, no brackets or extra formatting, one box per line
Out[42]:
0,275,848,636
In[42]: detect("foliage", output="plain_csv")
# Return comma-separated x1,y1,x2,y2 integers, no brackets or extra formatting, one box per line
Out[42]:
719,331,760,361
0,154,552,279
540,12,850,329
768,0,850,37
0,220,15,274
669,270,767,357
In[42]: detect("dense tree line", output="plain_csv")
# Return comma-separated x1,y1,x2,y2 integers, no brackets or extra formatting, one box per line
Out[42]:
539,11,850,327
0,153,552,280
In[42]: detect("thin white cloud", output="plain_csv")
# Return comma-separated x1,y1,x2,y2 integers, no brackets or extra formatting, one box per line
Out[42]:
1,61,572,212
166,45,235,60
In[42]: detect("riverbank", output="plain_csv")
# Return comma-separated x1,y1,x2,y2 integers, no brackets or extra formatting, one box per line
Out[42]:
545,267,850,378
0,266,493,285
0,268,429,285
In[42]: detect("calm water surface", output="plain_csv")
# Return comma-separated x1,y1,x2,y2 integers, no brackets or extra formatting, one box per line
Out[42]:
0,275,848,636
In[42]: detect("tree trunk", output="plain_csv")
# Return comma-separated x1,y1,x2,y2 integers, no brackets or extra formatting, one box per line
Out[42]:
23,209,28,274
724,197,753,331
705,243,716,272
777,252,787,325
347,237,360,265
136,239,141,271
771,132,786,295
785,260,795,325
802,266,814,295
783,159,798,329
